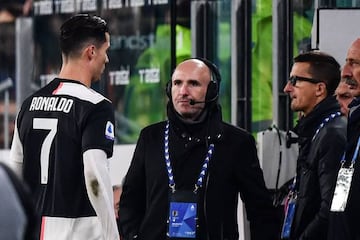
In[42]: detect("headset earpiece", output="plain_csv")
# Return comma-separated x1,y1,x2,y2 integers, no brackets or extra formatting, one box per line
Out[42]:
205,73,219,102
166,81,172,99
198,58,221,102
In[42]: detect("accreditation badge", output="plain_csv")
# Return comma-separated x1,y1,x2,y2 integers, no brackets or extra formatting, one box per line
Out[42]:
167,190,198,239
330,166,354,212
281,193,297,239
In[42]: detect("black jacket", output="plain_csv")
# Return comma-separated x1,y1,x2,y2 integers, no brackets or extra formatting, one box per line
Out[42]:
328,97,360,240
291,96,347,240
119,103,280,240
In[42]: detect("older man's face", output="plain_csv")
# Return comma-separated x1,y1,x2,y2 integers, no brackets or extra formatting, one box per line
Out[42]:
342,39,360,97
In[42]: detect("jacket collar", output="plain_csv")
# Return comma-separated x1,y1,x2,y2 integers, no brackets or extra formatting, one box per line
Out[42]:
294,96,341,140
166,102,223,143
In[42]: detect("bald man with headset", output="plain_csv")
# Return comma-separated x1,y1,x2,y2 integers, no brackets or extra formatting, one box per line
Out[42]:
119,58,280,240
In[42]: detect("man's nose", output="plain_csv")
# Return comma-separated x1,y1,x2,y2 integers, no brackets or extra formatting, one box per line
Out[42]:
341,64,352,78
179,84,189,95
283,81,292,93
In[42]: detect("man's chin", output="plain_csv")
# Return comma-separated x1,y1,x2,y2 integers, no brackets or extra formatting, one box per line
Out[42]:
290,104,300,113
92,77,101,83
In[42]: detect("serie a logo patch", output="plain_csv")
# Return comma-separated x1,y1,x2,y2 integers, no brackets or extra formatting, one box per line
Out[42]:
105,121,115,140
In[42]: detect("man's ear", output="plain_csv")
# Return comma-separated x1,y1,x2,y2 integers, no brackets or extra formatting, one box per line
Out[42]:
315,82,327,97
85,45,95,60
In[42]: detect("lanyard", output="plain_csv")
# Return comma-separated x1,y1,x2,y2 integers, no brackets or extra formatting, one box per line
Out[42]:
292,111,342,192
340,136,360,168
312,111,341,141
164,121,214,193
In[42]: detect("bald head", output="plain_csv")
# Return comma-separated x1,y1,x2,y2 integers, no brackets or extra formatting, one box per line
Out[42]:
350,38,360,49
175,59,211,75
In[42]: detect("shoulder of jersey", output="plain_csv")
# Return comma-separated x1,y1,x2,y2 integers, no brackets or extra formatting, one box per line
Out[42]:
53,82,111,104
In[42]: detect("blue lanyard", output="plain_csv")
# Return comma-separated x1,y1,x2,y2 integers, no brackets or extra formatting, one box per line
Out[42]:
291,111,342,192
164,121,214,193
312,111,341,141
340,136,360,168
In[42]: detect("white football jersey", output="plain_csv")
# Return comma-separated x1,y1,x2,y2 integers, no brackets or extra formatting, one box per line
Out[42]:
11,78,116,239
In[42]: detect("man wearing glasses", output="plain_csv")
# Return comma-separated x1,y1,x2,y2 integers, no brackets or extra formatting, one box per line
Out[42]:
282,51,347,240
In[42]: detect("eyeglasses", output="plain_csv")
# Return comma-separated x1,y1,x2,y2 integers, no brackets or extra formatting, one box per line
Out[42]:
288,76,322,86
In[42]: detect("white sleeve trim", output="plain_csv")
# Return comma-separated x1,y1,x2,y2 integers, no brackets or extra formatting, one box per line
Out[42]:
9,117,23,179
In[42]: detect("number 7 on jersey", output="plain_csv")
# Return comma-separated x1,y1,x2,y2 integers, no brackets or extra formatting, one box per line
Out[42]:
33,118,58,184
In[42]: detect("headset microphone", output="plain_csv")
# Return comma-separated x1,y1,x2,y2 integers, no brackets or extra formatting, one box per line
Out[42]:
189,94,219,105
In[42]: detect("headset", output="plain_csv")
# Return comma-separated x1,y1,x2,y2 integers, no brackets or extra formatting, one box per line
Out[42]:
166,57,221,104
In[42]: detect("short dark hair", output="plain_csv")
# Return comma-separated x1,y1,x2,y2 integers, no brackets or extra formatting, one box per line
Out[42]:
0,1,24,17
293,50,341,96
60,14,109,57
